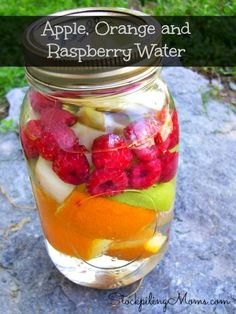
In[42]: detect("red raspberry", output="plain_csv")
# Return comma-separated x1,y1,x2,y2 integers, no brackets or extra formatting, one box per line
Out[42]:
19,126,39,159
126,116,171,161
159,151,179,182
69,143,87,154
29,90,61,114
37,125,80,160
168,109,179,149
87,169,128,196
155,133,170,155
133,145,160,161
52,151,89,185
52,124,79,152
124,117,161,148
40,108,77,128
37,131,60,161
124,117,162,162
24,120,42,141
129,159,161,189
92,134,132,170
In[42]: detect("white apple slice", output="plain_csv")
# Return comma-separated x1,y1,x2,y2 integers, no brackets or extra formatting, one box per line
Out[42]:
35,157,75,203
71,122,106,150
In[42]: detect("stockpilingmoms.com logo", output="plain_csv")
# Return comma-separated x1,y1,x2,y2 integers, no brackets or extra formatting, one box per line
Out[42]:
108,291,231,312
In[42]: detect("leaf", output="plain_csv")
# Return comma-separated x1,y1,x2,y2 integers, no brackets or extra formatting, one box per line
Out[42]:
0,118,17,133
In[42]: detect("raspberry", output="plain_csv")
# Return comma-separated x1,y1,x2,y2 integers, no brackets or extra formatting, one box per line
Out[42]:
70,143,87,154
129,159,161,189
125,116,171,162
29,90,61,114
87,169,128,196
155,133,170,155
19,126,39,159
37,125,80,160
124,117,163,161
133,145,160,161
124,117,161,148
24,120,42,141
52,124,79,152
92,134,132,170
37,131,60,161
40,108,77,128
159,151,179,182
168,109,179,149
52,151,89,185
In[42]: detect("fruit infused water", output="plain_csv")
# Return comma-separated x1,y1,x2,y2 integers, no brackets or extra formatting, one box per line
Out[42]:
19,70,179,288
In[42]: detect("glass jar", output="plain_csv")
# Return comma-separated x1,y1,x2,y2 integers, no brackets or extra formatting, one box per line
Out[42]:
19,9,179,289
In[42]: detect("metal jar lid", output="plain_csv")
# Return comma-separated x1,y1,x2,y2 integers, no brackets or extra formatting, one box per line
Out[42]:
24,8,161,90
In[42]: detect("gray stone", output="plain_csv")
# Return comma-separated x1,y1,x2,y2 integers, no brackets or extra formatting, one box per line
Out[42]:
229,81,236,91
0,67,235,314
6,87,28,123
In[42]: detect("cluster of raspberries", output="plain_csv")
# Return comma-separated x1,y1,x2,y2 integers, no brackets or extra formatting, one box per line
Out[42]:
20,91,179,196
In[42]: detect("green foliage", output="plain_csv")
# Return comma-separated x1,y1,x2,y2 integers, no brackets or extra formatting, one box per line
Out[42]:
0,0,128,15
0,68,26,110
201,84,221,115
196,67,236,79
202,84,221,103
0,118,18,133
0,0,234,16
0,0,235,108
144,0,236,16
0,68,26,99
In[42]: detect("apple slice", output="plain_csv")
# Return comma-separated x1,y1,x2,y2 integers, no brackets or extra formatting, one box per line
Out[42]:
35,157,75,203
88,239,112,260
71,122,106,150
77,107,106,131
144,232,167,254
108,231,167,261
111,179,176,212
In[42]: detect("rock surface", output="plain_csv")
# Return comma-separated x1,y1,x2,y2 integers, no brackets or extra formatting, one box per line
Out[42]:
0,68,235,314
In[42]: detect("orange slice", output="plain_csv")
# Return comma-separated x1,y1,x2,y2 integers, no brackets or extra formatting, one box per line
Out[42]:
56,188,157,240
33,185,157,260
108,232,167,261
33,184,110,260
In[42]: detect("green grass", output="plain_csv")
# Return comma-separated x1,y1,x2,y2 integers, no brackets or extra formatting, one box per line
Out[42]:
146,0,236,16
0,0,128,15
0,0,235,116
0,118,18,133
201,84,221,115
0,68,26,99
196,67,236,80
0,0,235,16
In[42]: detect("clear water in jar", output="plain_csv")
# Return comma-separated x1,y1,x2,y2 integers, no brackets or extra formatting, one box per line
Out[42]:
19,77,179,289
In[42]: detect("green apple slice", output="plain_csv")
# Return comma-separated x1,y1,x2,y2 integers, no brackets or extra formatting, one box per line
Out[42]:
76,107,130,135
35,157,75,203
77,107,106,131
143,181,176,211
111,179,176,212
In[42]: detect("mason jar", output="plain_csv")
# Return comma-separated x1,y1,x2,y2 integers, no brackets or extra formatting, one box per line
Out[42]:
19,8,179,289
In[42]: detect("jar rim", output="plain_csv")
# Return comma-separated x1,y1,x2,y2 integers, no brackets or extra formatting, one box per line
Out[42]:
24,7,162,90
